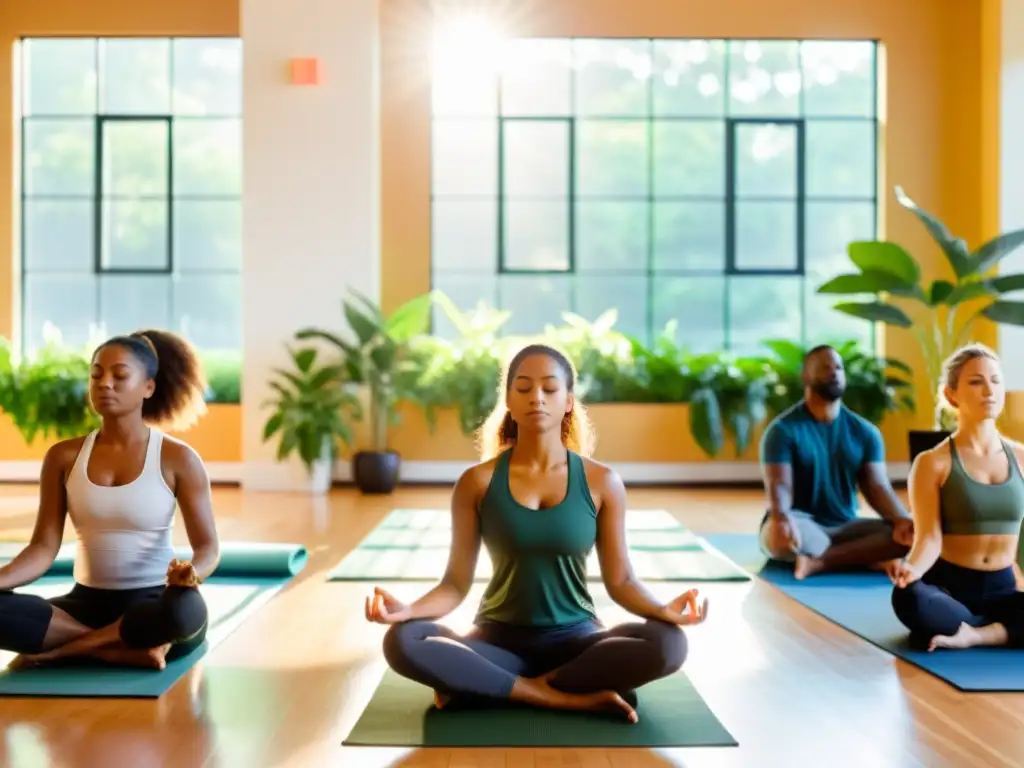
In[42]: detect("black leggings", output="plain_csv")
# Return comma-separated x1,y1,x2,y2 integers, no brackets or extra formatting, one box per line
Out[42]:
0,582,209,658
383,617,687,703
891,558,1024,649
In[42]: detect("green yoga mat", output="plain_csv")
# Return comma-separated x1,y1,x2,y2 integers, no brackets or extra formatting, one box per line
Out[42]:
0,541,308,698
328,508,749,583
344,668,737,748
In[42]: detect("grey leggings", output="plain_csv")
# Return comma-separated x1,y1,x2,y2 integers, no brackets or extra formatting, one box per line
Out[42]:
382,617,687,702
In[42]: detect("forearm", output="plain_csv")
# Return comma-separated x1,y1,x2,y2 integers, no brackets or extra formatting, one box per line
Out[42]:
191,544,221,583
864,483,910,523
608,576,670,621
766,483,791,517
0,543,58,590
408,582,465,621
904,533,942,573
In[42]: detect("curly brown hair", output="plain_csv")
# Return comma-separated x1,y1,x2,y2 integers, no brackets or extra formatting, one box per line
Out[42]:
94,329,208,431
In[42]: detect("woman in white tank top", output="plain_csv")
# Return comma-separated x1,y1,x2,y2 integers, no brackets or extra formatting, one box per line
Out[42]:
0,329,220,670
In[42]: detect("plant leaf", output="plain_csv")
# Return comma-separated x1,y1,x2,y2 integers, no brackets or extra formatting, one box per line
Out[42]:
385,293,433,342
816,270,917,295
894,186,974,278
928,280,955,304
943,280,993,305
988,273,1024,294
972,229,1024,274
981,300,1024,326
831,301,914,328
688,388,723,458
846,241,921,285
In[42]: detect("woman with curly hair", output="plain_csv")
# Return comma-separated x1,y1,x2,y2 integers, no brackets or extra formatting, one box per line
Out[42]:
365,343,708,723
0,329,219,670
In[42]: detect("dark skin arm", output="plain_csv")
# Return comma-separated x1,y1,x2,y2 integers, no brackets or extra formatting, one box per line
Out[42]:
163,440,221,585
763,462,794,520
0,441,78,591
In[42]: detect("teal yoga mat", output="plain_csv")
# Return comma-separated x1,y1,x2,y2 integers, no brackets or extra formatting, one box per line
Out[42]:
328,508,750,583
343,668,737,748
0,541,308,698
704,533,1024,692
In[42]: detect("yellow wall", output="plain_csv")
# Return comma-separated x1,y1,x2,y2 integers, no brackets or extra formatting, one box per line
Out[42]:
0,0,1003,466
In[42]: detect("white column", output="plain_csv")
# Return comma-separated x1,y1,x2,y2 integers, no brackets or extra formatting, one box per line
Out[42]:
240,0,380,490
998,0,1024,387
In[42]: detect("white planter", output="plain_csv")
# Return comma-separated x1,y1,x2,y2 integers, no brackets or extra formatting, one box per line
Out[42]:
306,435,334,495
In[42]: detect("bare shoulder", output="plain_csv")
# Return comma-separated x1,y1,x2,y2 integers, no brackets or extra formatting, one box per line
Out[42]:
911,439,952,480
159,434,207,476
1002,437,1024,467
455,455,499,501
581,456,625,499
43,436,88,476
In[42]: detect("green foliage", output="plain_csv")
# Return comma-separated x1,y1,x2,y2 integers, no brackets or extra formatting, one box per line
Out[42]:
817,186,1024,425
296,289,433,452
261,346,361,474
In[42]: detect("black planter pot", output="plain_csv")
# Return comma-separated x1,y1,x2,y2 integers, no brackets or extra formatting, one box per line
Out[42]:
352,450,401,494
908,429,951,464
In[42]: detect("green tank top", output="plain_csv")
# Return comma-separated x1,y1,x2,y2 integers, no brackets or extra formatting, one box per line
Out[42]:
474,448,599,628
939,439,1024,535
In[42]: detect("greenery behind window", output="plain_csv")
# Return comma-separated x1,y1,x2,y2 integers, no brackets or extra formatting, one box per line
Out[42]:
429,37,879,353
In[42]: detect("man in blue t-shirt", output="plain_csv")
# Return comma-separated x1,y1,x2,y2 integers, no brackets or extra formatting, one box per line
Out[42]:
758,345,913,579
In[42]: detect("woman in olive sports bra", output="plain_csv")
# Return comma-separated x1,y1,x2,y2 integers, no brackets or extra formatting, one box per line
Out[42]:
891,344,1024,651
364,344,708,723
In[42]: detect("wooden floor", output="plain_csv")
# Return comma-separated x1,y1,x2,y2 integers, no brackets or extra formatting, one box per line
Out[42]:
0,483,1022,768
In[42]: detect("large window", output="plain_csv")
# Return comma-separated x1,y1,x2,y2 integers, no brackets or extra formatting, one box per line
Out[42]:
429,36,878,352
19,37,242,354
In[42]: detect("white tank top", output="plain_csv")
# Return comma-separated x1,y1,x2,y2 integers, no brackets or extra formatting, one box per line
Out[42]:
65,428,177,590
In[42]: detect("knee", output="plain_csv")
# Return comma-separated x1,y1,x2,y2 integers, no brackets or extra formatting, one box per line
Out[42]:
890,581,925,624
644,620,689,674
382,619,433,670
162,586,208,640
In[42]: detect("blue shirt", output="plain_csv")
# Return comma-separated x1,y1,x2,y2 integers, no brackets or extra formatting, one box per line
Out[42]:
760,402,885,527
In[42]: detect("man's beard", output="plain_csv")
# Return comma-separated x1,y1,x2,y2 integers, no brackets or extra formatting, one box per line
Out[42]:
812,380,845,402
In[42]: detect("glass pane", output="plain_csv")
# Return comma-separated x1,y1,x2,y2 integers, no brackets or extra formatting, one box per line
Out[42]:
173,275,241,350
806,121,876,198
503,201,569,271
23,119,95,196
103,121,169,197
575,201,648,273
735,122,796,198
101,200,168,270
172,38,243,116
652,276,725,353
23,274,99,353
173,118,242,196
574,39,651,117
805,201,875,279
432,200,497,272
500,39,572,116
805,277,873,350
575,275,649,341
653,121,725,197
432,119,497,196
174,200,242,272
431,29,498,118
729,276,803,354
498,275,572,336
99,39,171,114
576,121,648,198
727,40,801,117
22,39,97,116
430,273,499,339
23,200,94,272
801,42,875,118
735,201,797,271
100,275,170,336
503,121,569,197
652,40,726,117
653,201,725,271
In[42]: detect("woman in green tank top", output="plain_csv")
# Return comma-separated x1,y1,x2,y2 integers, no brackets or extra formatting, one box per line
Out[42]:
364,344,709,723
891,344,1024,651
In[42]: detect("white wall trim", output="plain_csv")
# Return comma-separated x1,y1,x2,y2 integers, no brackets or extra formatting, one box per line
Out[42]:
3,458,902,492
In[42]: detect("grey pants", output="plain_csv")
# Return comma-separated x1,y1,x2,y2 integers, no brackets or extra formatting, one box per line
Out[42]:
758,509,894,561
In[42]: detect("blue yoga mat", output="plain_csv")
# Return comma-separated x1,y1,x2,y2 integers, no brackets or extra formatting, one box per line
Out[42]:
0,541,308,698
703,533,1024,692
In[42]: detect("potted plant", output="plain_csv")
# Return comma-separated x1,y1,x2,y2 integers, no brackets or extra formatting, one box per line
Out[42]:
261,345,360,494
816,186,1024,460
296,289,432,494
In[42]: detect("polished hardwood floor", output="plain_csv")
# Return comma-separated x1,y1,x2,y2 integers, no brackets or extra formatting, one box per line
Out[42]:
0,482,1021,768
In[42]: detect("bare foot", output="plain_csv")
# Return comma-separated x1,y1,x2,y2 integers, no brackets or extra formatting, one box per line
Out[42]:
7,654,43,671
793,555,824,580
928,623,982,652
94,643,172,670
513,676,638,723
433,690,450,709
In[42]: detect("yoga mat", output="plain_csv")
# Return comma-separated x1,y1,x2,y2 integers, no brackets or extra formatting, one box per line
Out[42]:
0,541,308,698
328,508,749,583
343,668,737,748
704,533,1024,692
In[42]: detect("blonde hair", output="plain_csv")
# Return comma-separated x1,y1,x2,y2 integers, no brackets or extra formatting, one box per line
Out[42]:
936,342,1001,420
476,343,596,461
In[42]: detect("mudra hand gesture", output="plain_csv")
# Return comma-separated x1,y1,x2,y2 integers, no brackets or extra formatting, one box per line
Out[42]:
166,558,200,588
365,586,412,624
658,588,709,626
